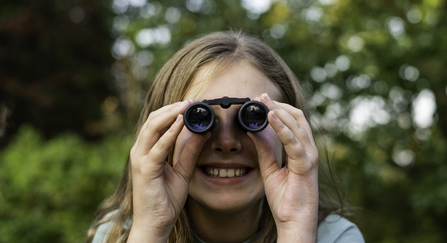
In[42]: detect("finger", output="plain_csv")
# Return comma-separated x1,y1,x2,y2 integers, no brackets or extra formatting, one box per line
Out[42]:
173,132,211,183
133,100,192,157
146,114,186,168
138,99,192,139
275,102,315,147
256,95,318,176
247,130,281,182
268,110,318,175
260,93,314,153
267,110,307,161
144,99,194,125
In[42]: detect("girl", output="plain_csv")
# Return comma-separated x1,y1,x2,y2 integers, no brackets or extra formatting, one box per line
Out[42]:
87,31,364,243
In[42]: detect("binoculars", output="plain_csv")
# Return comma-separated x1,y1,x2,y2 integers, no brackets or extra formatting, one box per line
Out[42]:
183,97,269,133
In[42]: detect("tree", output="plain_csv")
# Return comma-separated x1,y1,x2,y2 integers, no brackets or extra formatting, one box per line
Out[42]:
0,0,116,148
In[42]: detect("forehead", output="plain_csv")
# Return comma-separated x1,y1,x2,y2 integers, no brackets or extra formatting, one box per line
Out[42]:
185,61,282,102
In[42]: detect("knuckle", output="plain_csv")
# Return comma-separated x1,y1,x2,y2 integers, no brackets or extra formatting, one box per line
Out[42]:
154,139,168,152
167,126,177,135
277,122,286,132
129,155,141,170
295,109,304,117
147,112,156,120
291,109,304,120
302,155,319,172
273,106,282,114
292,137,300,146
297,127,307,137
130,146,137,156
285,135,298,146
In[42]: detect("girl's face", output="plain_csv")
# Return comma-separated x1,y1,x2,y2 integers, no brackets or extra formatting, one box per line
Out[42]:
173,61,284,214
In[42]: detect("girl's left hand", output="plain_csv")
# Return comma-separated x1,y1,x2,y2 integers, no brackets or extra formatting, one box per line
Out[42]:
247,93,319,243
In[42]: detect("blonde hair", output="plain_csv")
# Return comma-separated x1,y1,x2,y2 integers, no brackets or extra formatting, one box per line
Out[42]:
87,30,345,243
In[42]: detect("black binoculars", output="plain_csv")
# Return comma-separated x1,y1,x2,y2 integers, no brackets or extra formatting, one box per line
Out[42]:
183,96,269,133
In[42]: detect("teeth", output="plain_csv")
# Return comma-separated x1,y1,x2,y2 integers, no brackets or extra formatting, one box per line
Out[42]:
204,168,248,178
219,169,227,177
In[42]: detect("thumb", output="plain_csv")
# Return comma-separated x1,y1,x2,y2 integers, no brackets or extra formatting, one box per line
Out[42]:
247,131,280,182
173,132,211,183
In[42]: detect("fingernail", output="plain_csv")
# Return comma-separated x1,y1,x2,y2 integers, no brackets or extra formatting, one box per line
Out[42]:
254,96,260,101
262,93,271,102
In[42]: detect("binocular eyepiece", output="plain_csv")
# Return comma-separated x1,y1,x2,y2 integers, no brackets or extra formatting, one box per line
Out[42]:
183,97,269,133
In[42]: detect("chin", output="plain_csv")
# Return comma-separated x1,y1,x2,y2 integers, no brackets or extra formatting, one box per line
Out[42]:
188,190,265,214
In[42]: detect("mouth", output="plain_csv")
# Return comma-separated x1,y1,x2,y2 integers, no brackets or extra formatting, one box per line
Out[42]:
201,167,250,178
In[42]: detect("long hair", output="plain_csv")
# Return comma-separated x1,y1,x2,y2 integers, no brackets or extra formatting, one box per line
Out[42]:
86,30,345,243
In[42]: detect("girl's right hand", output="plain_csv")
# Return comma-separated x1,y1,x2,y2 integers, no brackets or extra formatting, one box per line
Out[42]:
127,100,210,243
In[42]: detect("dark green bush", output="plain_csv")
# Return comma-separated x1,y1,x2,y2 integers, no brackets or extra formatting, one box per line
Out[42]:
0,126,130,243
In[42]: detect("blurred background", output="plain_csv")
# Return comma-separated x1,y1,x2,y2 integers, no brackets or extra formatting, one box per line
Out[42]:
1,0,446,242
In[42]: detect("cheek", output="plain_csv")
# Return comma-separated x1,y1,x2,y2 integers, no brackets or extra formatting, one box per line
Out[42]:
172,127,194,165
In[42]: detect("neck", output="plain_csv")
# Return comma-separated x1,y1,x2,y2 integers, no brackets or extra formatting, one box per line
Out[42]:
187,197,264,243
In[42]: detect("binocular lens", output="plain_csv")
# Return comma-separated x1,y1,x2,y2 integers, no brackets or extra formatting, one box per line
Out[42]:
238,102,269,132
184,103,214,133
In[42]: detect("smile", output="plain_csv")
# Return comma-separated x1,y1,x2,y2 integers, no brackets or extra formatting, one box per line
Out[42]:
203,167,249,178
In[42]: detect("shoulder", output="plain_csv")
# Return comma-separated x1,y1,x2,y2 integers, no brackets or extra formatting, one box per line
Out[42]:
316,214,365,243
91,210,131,243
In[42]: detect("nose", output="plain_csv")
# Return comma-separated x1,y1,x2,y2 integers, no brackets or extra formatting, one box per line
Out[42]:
210,109,242,154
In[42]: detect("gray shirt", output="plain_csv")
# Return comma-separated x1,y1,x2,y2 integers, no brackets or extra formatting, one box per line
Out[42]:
92,212,364,243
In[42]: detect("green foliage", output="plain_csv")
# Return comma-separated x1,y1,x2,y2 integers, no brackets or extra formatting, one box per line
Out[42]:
339,126,447,242
2,0,447,242
0,126,131,243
